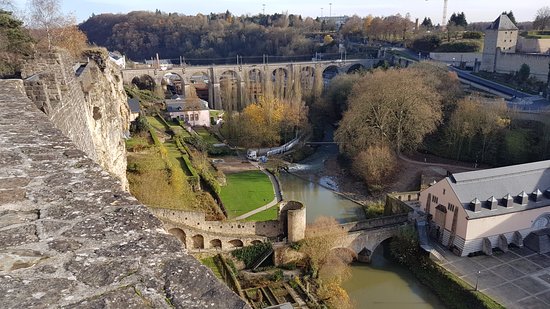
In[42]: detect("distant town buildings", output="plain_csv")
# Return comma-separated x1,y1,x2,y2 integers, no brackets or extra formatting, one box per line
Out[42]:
318,15,349,27
420,160,550,256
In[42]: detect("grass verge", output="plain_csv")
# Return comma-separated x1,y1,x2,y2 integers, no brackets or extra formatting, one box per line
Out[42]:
244,205,279,222
219,170,274,219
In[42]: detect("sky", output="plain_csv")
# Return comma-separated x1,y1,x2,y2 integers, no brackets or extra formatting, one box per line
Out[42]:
10,0,549,24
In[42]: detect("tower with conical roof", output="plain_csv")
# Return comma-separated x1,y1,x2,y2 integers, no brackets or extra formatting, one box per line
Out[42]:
480,14,519,72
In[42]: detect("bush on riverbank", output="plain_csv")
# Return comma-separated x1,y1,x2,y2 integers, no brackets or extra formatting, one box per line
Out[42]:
390,226,505,309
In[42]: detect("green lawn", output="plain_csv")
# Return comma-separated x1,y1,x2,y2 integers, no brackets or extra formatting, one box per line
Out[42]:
195,126,220,145
147,116,167,132
244,205,279,222
220,171,275,219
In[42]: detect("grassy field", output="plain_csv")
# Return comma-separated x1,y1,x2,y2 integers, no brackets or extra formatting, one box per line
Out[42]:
244,206,279,222
147,116,167,132
127,148,197,210
195,126,220,145
220,170,275,219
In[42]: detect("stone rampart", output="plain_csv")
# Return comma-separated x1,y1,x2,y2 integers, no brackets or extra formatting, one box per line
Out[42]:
150,208,283,238
494,51,550,82
22,51,130,189
0,79,247,308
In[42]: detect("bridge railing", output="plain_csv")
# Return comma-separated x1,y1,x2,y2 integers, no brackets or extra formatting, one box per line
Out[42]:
341,213,409,233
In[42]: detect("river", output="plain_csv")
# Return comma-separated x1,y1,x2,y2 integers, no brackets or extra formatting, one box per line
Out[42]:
281,138,446,309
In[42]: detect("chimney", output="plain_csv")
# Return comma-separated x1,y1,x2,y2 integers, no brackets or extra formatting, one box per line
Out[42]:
487,196,498,210
503,194,514,207
470,198,481,212
517,191,528,205
532,189,542,202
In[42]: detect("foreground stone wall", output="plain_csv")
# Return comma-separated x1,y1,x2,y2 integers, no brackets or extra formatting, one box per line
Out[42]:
0,80,247,308
22,51,130,189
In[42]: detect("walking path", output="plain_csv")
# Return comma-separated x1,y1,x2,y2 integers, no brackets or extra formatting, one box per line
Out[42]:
234,165,283,220
398,152,479,171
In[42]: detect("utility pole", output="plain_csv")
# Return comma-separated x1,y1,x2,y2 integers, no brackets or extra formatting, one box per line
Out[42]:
262,4,265,15
321,7,323,18
329,3,332,18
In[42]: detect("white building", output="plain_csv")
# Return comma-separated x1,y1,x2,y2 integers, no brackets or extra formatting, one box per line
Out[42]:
165,97,211,127
419,160,550,256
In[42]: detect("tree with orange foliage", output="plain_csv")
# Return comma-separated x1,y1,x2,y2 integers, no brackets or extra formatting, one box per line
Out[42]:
300,216,353,309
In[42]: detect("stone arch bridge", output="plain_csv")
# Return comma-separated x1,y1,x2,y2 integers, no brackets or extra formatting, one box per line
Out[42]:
122,59,378,110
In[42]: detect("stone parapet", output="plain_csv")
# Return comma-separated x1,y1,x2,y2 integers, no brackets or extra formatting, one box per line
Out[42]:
0,79,248,309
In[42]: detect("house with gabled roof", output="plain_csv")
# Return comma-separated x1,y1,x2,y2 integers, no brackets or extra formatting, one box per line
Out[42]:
419,160,550,256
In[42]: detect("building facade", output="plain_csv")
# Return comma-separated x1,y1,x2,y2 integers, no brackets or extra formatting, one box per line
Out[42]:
480,14,519,72
165,98,211,127
419,160,550,256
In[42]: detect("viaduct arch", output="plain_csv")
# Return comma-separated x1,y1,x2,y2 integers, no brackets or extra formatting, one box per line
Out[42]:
122,59,378,110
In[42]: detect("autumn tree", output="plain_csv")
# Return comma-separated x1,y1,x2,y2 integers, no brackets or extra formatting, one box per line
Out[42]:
300,216,352,309
335,68,443,155
445,97,509,161
352,144,398,190
26,0,87,56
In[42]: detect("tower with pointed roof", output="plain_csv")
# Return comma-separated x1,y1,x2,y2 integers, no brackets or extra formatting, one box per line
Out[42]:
480,13,519,72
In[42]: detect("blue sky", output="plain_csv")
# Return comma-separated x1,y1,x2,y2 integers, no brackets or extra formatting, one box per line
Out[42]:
11,0,548,23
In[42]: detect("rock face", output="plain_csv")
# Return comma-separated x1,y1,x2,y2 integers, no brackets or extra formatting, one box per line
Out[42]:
0,80,248,309
22,51,129,189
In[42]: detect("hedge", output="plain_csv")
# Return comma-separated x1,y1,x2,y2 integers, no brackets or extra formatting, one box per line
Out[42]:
231,242,272,269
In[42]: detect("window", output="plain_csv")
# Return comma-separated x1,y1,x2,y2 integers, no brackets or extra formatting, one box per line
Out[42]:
431,195,439,204
443,189,446,195
195,113,199,121
447,203,455,212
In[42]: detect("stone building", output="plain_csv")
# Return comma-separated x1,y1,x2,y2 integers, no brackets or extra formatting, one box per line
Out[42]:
480,14,519,72
480,13,550,83
165,97,211,127
419,160,550,256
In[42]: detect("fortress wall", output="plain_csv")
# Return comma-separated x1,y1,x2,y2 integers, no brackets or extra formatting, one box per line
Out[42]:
21,51,130,188
495,51,550,82
517,37,550,54
150,208,283,237
0,79,247,308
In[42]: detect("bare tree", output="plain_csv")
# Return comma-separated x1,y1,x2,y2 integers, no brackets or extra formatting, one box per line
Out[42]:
534,6,550,30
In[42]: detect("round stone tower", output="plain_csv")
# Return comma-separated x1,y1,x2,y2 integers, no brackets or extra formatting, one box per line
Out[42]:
280,201,306,242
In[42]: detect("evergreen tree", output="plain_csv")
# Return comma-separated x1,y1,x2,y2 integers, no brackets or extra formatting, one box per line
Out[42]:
449,12,467,27
421,17,433,29
503,11,517,25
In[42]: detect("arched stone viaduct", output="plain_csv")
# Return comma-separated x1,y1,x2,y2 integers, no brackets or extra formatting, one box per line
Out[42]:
121,59,378,110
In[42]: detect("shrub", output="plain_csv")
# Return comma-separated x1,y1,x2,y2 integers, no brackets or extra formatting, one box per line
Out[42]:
270,269,284,282
352,145,397,188
411,35,441,52
435,40,481,52
231,242,272,268
462,31,483,39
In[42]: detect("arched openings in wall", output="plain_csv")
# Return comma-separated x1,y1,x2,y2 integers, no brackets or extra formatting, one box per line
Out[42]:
210,239,222,249
271,68,288,100
131,74,156,92
330,247,357,264
219,70,242,111
168,228,186,248
228,239,244,248
190,72,210,103
247,69,263,103
322,65,340,87
251,240,263,246
300,66,315,91
347,63,366,74
192,234,204,249
163,73,184,98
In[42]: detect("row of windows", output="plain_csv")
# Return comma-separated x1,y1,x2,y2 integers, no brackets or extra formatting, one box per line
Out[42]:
184,113,200,121
448,203,456,212
431,195,439,204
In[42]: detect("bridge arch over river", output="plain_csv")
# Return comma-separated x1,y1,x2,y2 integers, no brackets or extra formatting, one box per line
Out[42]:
122,59,377,110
